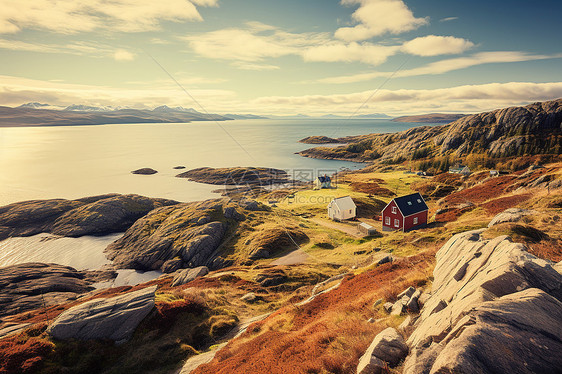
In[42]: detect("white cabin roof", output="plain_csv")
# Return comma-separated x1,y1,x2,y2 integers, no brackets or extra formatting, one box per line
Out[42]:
329,196,356,210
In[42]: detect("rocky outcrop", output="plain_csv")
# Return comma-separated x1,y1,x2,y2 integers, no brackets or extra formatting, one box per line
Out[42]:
402,230,562,374
391,113,466,124
131,168,158,175
0,194,178,240
48,286,156,342
0,263,93,318
254,268,288,287
357,327,409,374
176,167,290,186
488,208,534,227
299,98,562,163
105,200,243,272
171,266,209,287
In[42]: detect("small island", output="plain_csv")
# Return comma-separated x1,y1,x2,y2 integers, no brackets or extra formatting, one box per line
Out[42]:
132,168,158,175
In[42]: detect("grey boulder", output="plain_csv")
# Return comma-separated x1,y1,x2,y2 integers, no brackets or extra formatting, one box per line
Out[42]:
357,327,408,373
488,208,534,227
403,230,562,374
48,285,157,342
171,266,209,287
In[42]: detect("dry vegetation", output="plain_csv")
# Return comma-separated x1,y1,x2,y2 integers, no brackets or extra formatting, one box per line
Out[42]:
2,161,561,374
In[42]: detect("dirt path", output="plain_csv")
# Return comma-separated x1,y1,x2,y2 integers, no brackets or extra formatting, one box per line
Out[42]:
271,248,309,265
178,313,270,374
309,218,363,238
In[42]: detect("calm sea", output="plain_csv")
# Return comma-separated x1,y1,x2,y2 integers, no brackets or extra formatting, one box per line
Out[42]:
0,119,428,206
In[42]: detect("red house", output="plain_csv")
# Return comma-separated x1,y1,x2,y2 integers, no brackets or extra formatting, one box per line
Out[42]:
382,192,428,232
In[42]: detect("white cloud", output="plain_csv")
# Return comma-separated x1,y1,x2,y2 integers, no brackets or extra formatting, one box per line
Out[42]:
401,35,474,56
318,51,562,84
0,74,235,109
1,74,561,116
0,0,217,34
232,62,280,71
253,81,562,115
114,49,135,61
186,24,405,67
440,17,458,22
186,28,301,61
335,0,428,41
303,42,399,65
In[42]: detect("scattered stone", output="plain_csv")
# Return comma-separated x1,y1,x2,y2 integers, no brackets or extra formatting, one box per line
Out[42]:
391,302,405,316
171,266,209,287
357,327,408,374
383,302,394,314
367,318,375,324
223,205,245,221
240,292,257,302
357,354,386,374
173,166,186,170
48,286,157,342
397,286,416,300
132,168,158,175
161,258,184,273
373,299,383,309
377,255,393,266
398,316,412,332
488,208,534,227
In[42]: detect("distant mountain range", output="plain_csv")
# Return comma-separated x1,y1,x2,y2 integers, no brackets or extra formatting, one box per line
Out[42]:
1,104,230,127
267,113,391,120
4,102,460,127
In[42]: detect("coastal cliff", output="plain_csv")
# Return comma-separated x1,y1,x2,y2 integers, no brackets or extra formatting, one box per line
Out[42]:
299,98,562,166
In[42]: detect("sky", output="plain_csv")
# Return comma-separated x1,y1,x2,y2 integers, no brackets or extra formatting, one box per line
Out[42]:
0,0,561,116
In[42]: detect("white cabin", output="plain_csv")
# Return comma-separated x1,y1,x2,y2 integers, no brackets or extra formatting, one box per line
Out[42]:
328,196,356,221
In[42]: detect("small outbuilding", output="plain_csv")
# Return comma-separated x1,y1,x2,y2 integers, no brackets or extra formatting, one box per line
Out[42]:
382,192,428,232
328,196,356,221
315,175,332,189
357,222,378,236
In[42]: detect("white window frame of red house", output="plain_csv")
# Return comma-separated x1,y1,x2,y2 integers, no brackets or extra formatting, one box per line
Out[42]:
385,216,390,225
413,217,418,225
394,219,399,227
392,206,397,214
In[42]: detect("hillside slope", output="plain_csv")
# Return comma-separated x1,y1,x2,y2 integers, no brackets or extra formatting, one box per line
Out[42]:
300,99,562,167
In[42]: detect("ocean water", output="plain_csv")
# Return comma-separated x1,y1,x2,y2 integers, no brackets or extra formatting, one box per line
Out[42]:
0,119,428,272
0,233,119,270
0,119,427,206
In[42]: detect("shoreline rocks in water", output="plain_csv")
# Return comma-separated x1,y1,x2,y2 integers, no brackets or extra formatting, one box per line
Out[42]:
132,168,158,175
0,194,178,240
0,263,94,319
176,166,290,186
